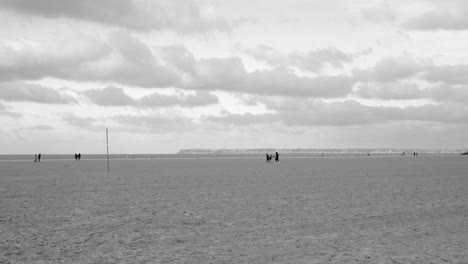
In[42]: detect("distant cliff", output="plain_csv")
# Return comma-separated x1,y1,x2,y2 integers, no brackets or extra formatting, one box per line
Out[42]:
462,151,468,155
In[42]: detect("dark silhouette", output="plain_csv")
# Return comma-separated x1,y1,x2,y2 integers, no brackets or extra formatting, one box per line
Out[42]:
266,153,269,163
78,153,81,161
275,151,279,162
33,154,38,163
266,153,273,163
75,153,78,161
38,153,41,162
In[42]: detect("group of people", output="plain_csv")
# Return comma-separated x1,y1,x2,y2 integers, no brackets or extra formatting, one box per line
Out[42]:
33,153,41,163
266,151,279,163
401,152,419,156
74,153,82,161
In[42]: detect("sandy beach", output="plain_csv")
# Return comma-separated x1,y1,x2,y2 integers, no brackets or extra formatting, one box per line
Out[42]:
1,155,467,263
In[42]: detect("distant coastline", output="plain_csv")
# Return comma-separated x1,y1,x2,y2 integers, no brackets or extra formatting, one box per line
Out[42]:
177,148,466,155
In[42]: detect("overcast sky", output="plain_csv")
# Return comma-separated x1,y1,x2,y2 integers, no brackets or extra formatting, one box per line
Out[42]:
1,0,467,154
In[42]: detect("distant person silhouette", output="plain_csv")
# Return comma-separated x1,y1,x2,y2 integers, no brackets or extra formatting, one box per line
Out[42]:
33,154,38,163
75,153,78,161
78,153,81,161
38,153,41,162
275,152,279,162
266,153,269,163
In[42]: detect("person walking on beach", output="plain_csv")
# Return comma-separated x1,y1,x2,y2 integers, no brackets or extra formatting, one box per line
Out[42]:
78,153,81,161
75,153,78,161
33,154,38,163
38,153,41,162
275,151,279,163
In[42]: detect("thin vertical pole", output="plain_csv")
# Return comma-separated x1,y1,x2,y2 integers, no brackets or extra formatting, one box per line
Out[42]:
106,128,110,173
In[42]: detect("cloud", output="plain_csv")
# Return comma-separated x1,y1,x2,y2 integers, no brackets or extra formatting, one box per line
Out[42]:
0,0,231,33
425,85,468,103
0,81,77,103
139,93,182,108
82,31,180,87
0,102,19,117
20,125,54,131
245,45,353,72
355,55,432,82
353,82,423,100
203,100,468,128
139,91,218,108
83,86,135,106
83,86,219,108
181,55,354,98
0,31,180,87
404,10,468,31
112,114,194,133
60,112,98,128
361,2,396,23
424,64,468,85
184,91,218,107
0,37,109,82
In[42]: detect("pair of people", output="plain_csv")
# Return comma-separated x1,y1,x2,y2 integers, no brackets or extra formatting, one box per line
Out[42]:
266,152,279,163
33,153,41,163
74,153,81,161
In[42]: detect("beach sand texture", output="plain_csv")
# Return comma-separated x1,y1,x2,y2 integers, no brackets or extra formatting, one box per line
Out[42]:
1,156,467,263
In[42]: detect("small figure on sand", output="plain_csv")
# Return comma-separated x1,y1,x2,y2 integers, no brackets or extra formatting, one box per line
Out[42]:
75,153,78,161
38,153,41,162
78,153,81,161
33,154,38,163
275,151,279,162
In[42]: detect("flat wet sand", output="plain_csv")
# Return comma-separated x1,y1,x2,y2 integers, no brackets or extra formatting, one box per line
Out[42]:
1,156,467,263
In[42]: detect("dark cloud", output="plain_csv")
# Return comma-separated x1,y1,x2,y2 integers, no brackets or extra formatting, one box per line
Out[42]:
83,86,134,106
0,0,231,33
0,81,77,103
